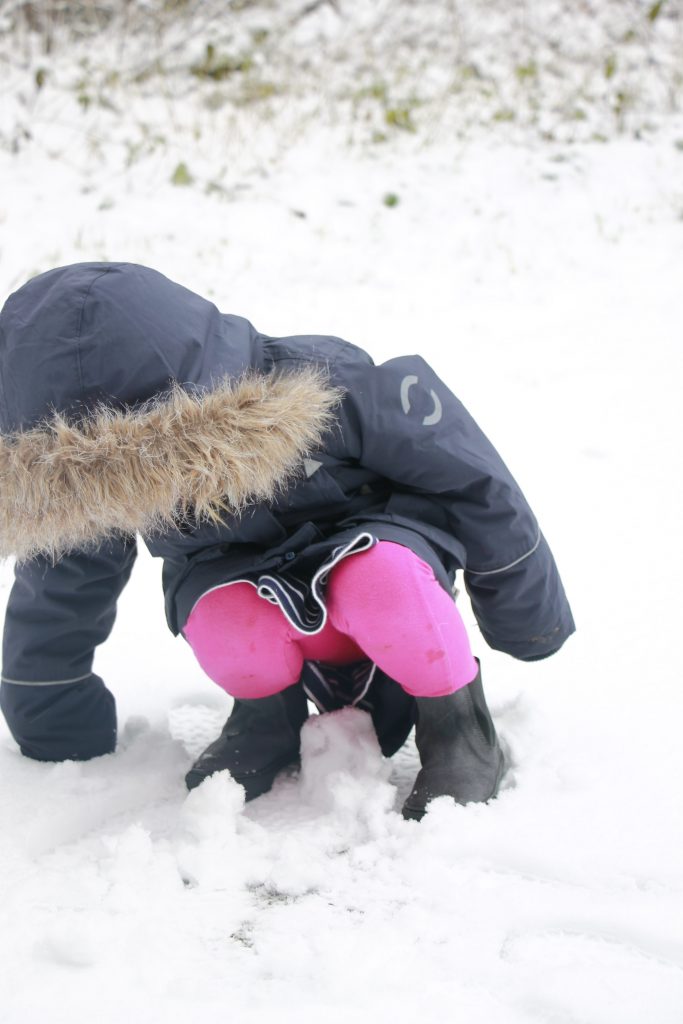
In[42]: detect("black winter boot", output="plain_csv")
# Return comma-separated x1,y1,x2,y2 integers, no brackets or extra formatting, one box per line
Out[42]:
185,684,309,800
402,663,505,821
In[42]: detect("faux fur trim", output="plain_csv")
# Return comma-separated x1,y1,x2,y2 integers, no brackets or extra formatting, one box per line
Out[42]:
0,368,342,561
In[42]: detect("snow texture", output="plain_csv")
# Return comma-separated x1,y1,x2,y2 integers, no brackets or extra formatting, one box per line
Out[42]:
1,2,683,1021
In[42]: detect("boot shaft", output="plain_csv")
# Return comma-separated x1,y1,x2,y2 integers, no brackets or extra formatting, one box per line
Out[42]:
224,684,309,739
404,663,505,818
413,663,497,752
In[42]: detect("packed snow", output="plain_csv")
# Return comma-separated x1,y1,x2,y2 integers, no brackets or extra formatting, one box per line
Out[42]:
1,3,682,1022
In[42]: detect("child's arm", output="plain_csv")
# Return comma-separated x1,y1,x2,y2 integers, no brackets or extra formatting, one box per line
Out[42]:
334,352,575,661
1,537,137,760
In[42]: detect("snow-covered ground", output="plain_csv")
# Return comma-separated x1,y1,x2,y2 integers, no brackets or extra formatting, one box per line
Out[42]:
1,4,682,1022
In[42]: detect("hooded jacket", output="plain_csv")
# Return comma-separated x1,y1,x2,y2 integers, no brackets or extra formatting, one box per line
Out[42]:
0,263,574,761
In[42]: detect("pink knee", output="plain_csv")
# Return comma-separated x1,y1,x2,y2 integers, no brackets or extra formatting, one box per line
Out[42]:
326,542,478,697
183,583,303,698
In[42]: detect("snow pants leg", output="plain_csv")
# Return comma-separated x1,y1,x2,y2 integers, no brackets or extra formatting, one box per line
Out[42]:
184,541,477,699
0,675,117,761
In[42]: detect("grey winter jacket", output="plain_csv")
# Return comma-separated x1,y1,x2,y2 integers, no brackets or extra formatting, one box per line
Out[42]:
0,263,574,761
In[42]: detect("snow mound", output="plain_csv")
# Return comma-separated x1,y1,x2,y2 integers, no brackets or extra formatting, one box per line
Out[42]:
299,707,395,826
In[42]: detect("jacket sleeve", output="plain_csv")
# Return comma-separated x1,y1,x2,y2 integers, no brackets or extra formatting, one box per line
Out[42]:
0,537,137,761
333,352,575,661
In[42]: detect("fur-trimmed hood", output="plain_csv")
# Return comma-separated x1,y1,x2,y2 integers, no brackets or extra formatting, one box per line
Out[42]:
0,368,341,561
0,262,341,561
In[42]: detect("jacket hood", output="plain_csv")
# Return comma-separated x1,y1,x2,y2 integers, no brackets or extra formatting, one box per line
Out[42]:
0,263,342,560
0,262,260,431
0,368,341,562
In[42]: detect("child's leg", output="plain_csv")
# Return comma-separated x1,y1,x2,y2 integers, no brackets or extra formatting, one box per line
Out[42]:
325,541,478,697
183,583,363,698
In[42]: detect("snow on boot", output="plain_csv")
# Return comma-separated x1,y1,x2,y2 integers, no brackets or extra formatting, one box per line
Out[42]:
185,684,309,800
402,663,505,821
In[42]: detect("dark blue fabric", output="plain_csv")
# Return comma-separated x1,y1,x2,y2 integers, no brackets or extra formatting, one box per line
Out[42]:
0,539,135,760
0,262,260,431
0,675,116,761
2,539,137,683
0,262,575,762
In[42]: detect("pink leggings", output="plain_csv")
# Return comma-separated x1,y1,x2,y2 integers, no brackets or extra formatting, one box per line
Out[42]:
183,542,478,699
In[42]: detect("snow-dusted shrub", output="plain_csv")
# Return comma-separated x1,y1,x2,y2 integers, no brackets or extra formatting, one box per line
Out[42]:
1,0,682,174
